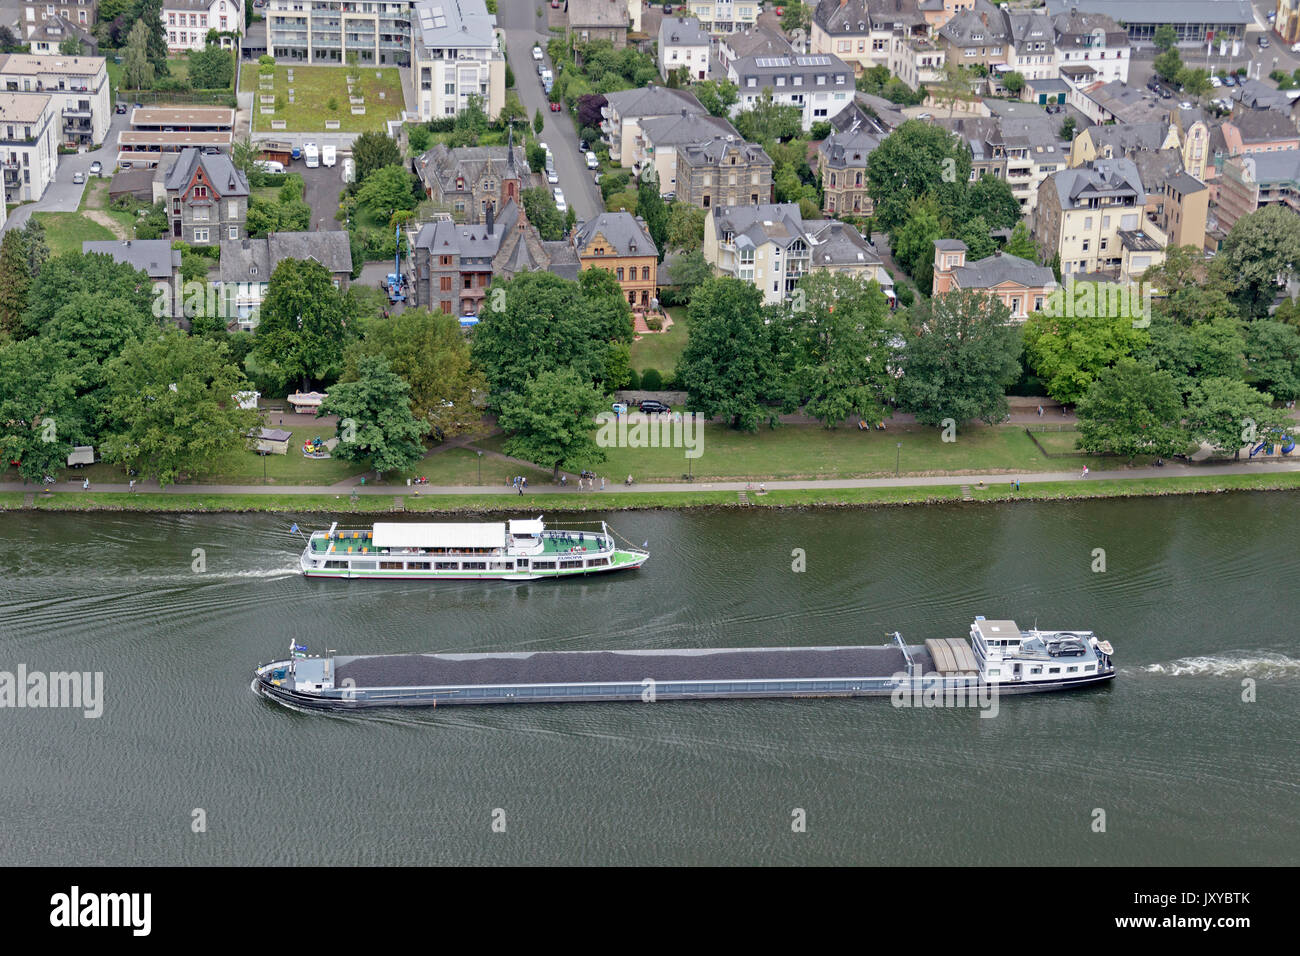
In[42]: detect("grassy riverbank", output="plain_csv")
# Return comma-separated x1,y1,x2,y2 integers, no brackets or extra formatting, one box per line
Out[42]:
4,470,1298,514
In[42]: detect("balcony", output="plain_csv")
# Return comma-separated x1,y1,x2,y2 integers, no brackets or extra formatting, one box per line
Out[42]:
62,106,92,118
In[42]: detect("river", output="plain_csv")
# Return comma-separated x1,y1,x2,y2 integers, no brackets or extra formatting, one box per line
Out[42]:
1,494,1297,865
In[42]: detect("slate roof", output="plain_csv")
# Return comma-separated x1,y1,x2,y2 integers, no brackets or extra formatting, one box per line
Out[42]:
1085,121,1170,156
1051,158,1146,208
163,147,249,197
1086,81,1167,125
660,15,710,48
573,212,658,259
818,124,882,169
82,240,180,280
568,0,630,29
1235,148,1300,187
1007,12,1054,54
814,0,925,33
417,144,530,193
1231,109,1299,144
806,219,886,269
677,136,772,169
412,201,521,261
939,1,1011,46
638,111,739,149
1051,9,1128,47
950,249,1056,290
711,202,806,250
219,232,352,283
723,25,795,60
603,86,705,121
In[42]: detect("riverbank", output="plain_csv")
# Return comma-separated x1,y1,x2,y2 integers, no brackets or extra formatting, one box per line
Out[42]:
4,469,1298,514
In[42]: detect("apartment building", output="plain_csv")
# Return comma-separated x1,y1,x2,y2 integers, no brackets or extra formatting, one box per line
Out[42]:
727,52,854,131
674,134,772,209
1034,158,1166,280
704,202,892,305
266,0,412,67
1150,170,1208,250
1051,9,1128,86
412,0,504,120
0,92,57,203
572,212,659,310
22,0,96,35
810,0,928,75
936,0,1012,76
414,142,528,222
688,0,760,34
633,109,737,187
719,25,793,71
931,240,1056,321
27,14,98,55
1215,150,1300,234
941,111,1064,214
163,146,250,244
1005,11,1056,83
659,15,712,82
600,86,706,165
817,120,881,217
889,35,946,90
163,0,243,53
0,53,111,145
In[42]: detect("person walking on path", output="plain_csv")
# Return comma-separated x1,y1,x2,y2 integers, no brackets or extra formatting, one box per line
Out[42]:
1081,466,1089,478
82,478,89,490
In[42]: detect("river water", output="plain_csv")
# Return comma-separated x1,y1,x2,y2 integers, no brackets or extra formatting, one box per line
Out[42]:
1,495,1297,865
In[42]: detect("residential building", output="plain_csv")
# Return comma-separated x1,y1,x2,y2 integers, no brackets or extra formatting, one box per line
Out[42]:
688,0,760,35
1072,80,1165,126
659,15,711,82
1069,121,1178,169
810,0,928,75
1005,11,1056,83
1212,110,1300,160
931,239,1057,321
219,232,353,329
634,109,738,187
918,0,975,32
0,92,57,203
1051,9,1128,85
936,0,1011,76
162,146,250,244
718,25,793,71
572,212,659,310
1044,0,1253,46
941,111,1064,214
415,142,528,223
411,0,504,119
817,119,881,216
1280,0,1300,45
265,0,412,66
568,0,628,48
162,0,243,53
1150,170,1208,250
674,133,773,209
704,202,892,305
600,86,705,164
727,52,854,131
1034,158,1167,280
1169,105,1211,181
831,91,906,133
1215,150,1300,233
0,53,111,145
83,239,183,321
1228,78,1293,112
22,0,96,35
889,35,946,90
26,14,98,55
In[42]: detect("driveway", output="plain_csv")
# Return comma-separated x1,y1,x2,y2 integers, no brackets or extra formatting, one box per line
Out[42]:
497,0,603,222
298,160,346,233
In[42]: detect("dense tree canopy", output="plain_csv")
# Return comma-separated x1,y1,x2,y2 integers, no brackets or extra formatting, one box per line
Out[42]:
319,354,429,475
676,278,773,430
867,120,971,235
1075,359,1188,459
497,368,607,480
254,259,357,391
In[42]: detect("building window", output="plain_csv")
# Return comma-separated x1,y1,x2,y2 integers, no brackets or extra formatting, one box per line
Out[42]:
641,266,650,280
229,226,238,239
616,267,625,281
194,228,209,242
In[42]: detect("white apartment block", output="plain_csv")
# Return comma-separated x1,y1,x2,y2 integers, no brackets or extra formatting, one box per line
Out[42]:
727,52,854,132
266,0,411,66
164,0,244,53
0,92,58,203
0,53,111,145
688,0,759,34
411,0,503,120
659,16,711,83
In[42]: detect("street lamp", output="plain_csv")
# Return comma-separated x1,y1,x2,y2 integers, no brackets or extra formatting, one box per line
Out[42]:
477,450,483,485
896,442,902,476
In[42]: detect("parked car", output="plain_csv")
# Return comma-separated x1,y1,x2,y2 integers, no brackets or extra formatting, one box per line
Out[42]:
342,157,355,183
254,159,285,174
89,160,102,176
1258,36,1270,48
322,144,336,167
552,187,566,213
550,101,561,112
1292,42,1300,53
1223,75,1237,87
532,45,543,61
547,168,559,184
72,171,84,184
578,139,588,151
1209,75,1222,88
662,3,672,12
114,102,127,114
639,400,670,414
585,150,598,169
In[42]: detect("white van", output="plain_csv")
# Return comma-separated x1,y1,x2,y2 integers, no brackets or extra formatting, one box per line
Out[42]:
322,145,336,167
585,150,598,169
342,157,355,183
253,159,285,174
304,142,319,168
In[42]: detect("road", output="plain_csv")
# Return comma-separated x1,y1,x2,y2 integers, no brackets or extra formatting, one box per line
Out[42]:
497,0,603,222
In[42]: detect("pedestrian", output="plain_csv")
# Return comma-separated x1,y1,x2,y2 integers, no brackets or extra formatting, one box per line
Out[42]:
129,478,136,493
600,476,605,490
1037,405,1043,416
1015,479,1020,491
1081,466,1089,478
517,481,523,496
82,478,89,490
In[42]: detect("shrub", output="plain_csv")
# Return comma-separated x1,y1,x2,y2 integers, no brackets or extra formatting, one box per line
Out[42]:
640,368,663,390
327,96,339,111
644,315,663,331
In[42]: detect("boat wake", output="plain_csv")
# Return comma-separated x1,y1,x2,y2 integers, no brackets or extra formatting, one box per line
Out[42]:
1130,652,1300,680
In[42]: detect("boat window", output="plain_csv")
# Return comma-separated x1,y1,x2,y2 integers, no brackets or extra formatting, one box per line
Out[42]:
407,562,430,570
587,557,609,567
353,562,376,571
533,561,556,569
380,561,403,570
1048,667,1060,674
517,559,529,567
1030,666,1041,674
436,561,459,570
490,561,513,570
560,559,583,569
325,560,348,569
1067,666,1078,673
462,561,487,570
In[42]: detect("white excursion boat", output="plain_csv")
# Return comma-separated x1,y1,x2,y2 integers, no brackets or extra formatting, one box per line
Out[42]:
299,518,649,581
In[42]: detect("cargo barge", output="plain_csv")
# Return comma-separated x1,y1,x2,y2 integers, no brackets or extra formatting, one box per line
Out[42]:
299,517,648,580
252,618,1116,710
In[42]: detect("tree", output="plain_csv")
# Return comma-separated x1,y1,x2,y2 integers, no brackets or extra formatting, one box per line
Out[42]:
1003,72,1025,95
666,202,707,254
407,124,432,154
957,215,996,262
1059,116,1076,142
1075,359,1188,459
637,169,668,259
785,272,897,427
866,119,970,235
100,331,257,486
131,0,169,74
890,196,945,291
21,251,155,337
497,368,606,480
1141,244,1236,325
898,290,1023,426
1154,47,1183,84
1244,319,1300,400
965,174,1021,230
936,60,973,118
230,137,259,177
0,27,19,53
189,45,233,89
1138,315,1246,388
521,186,565,240
1184,377,1286,459
352,131,402,186
693,79,738,118
533,108,545,135
123,20,155,90
734,89,803,143
59,35,82,55
355,164,417,220
663,249,713,301
1023,305,1148,404
318,354,429,475
676,277,772,430
1153,24,1177,52
1213,204,1300,318
1003,221,1038,262
0,230,31,337
780,0,810,33
254,259,356,391
1177,67,1211,98
0,337,84,482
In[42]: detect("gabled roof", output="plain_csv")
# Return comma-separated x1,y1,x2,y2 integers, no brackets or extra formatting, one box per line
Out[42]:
818,122,882,168
219,232,353,283
412,201,522,260
814,0,924,33
1051,158,1146,208
163,147,249,198
711,202,806,250
1229,109,1300,145
568,0,630,29
951,250,1055,290
804,219,884,270
639,111,739,149
938,1,1010,46
417,144,530,192
659,15,711,48
603,86,706,121
1085,121,1170,156
573,212,658,259
677,136,772,169
723,26,795,60
1050,8,1128,47
1007,12,1054,54
82,240,181,280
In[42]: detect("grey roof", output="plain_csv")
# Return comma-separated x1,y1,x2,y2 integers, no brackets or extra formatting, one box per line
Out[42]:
711,202,806,250
638,111,739,149
417,144,530,192
540,241,581,281
1086,121,1169,156
1230,109,1299,144
1231,79,1292,111
1050,158,1146,208
163,147,249,198
723,26,795,60
603,86,706,121
659,15,710,48
1129,148,1184,193
219,232,353,283
1008,12,1054,54
1086,81,1167,125
413,0,498,50
814,0,925,33
82,240,180,280
107,167,155,196
934,239,968,251
1164,170,1207,195
1025,77,1070,94
951,250,1055,290
1235,149,1300,187
983,99,1052,121
1050,8,1128,46
567,0,630,29
805,219,884,269
732,51,853,86
818,123,882,169
573,212,658,259
1045,0,1252,27
677,136,772,169
939,1,1010,46
412,202,522,261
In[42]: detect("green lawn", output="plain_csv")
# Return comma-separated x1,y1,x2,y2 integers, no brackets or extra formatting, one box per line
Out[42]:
30,212,116,255
630,305,688,376
241,65,403,133
79,177,137,236
390,447,552,487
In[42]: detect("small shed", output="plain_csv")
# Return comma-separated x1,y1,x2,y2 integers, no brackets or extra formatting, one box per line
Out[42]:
66,445,95,467
234,390,261,410
250,428,293,455
260,141,294,166
287,391,327,414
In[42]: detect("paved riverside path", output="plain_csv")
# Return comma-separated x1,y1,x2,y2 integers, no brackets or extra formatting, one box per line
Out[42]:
5,458,1299,498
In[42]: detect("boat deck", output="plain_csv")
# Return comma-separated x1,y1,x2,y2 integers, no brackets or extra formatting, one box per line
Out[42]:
310,531,612,557
334,645,936,689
